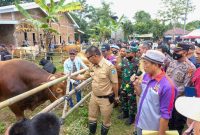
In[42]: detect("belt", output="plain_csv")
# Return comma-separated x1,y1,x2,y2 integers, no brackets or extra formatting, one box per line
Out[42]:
97,93,114,98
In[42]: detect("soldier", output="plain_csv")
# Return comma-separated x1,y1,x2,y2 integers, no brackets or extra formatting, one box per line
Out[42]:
73,46,119,135
167,42,196,135
118,46,139,125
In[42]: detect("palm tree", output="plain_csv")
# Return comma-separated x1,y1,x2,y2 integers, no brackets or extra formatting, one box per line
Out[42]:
15,0,82,52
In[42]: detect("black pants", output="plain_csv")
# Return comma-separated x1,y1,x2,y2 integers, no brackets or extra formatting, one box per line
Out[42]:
168,107,186,135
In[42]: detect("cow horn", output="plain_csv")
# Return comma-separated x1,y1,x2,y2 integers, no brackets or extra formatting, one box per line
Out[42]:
56,88,63,93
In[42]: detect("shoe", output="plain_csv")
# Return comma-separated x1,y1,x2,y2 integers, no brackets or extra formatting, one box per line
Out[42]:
101,124,109,135
89,121,97,135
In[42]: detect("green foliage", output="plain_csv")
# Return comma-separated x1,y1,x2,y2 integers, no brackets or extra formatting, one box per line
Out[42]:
15,0,81,51
122,19,134,41
158,0,195,25
134,10,151,23
186,20,200,31
0,122,5,134
150,19,167,40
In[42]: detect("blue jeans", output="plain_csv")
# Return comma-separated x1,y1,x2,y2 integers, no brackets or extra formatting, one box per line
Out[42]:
68,81,81,107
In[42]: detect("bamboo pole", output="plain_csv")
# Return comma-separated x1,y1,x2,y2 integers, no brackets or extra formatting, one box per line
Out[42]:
0,68,88,110
61,71,71,121
63,92,91,118
39,78,92,113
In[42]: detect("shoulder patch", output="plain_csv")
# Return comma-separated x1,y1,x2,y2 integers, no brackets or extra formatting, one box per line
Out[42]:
111,69,116,74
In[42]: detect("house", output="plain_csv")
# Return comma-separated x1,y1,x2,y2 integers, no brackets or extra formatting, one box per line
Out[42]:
0,2,82,47
164,27,190,42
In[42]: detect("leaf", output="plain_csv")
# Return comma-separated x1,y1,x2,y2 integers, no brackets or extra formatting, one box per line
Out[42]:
34,0,49,13
58,2,82,13
15,0,33,20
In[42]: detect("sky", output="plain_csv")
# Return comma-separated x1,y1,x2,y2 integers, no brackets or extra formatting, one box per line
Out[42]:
86,0,200,23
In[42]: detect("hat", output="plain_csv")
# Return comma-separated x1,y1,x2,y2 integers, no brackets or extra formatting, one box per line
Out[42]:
142,50,165,65
175,97,200,122
130,46,138,52
101,44,110,51
111,44,120,50
69,49,77,54
174,42,190,52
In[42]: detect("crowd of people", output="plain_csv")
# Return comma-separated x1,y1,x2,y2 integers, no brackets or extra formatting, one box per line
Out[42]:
72,40,200,135
4,39,200,135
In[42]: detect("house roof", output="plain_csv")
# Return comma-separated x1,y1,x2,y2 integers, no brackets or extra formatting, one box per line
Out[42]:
0,1,79,28
0,20,19,24
164,28,190,36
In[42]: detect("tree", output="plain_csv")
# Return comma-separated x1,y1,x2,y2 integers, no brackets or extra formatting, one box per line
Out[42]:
186,20,200,31
122,19,134,41
150,19,167,40
15,0,82,52
132,11,152,35
158,0,194,37
134,10,151,23
87,1,118,42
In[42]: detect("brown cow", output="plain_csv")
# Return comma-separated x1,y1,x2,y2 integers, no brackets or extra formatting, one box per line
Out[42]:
0,59,66,120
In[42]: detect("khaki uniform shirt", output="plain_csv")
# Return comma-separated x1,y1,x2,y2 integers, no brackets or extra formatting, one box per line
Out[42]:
83,58,118,96
166,59,196,95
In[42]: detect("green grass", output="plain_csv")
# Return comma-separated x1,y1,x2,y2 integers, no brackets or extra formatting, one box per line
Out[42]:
0,54,134,135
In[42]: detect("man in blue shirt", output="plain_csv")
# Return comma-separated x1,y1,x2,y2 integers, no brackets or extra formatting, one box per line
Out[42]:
63,49,87,107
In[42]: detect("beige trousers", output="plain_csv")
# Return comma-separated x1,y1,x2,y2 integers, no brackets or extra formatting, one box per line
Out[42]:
88,93,113,127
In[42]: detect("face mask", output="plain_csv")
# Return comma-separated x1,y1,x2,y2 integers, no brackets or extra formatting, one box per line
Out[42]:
112,50,118,55
173,53,183,60
126,56,133,61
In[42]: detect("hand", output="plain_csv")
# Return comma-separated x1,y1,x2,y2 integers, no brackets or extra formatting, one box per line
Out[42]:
114,96,120,103
132,76,141,90
73,81,79,87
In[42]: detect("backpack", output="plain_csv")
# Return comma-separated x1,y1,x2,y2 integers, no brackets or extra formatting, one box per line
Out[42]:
192,68,200,97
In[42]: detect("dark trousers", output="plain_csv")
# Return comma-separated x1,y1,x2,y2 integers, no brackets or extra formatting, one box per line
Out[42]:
168,107,186,135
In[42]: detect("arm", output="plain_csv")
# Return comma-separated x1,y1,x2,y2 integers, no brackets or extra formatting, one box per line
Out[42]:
112,83,119,98
158,118,169,135
79,58,88,69
71,70,91,80
159,82,176,134
132,75,142,96
109,67,119,99
63,60,71,74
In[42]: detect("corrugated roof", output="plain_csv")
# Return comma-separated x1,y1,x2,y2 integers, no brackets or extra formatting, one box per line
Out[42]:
0,20,19,24
164,28,190,36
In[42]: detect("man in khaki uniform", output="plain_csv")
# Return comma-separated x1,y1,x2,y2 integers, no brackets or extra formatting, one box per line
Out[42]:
74,46,119,135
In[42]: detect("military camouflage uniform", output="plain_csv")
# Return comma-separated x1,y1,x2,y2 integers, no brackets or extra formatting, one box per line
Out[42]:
166,59,196,134
120,57,139,119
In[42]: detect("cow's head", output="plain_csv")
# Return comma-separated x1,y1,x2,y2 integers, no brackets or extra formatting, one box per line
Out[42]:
48,73,67,101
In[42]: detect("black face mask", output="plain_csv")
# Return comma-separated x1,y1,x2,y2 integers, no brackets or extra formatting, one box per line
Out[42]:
112,50,118,55
126,56,133,61
173,53,183,60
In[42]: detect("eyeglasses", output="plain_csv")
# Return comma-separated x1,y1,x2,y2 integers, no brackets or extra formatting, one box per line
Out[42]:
69,53,75,55
87,55,94,59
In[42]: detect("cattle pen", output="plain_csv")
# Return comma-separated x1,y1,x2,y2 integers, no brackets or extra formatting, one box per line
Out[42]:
0,67,93,134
